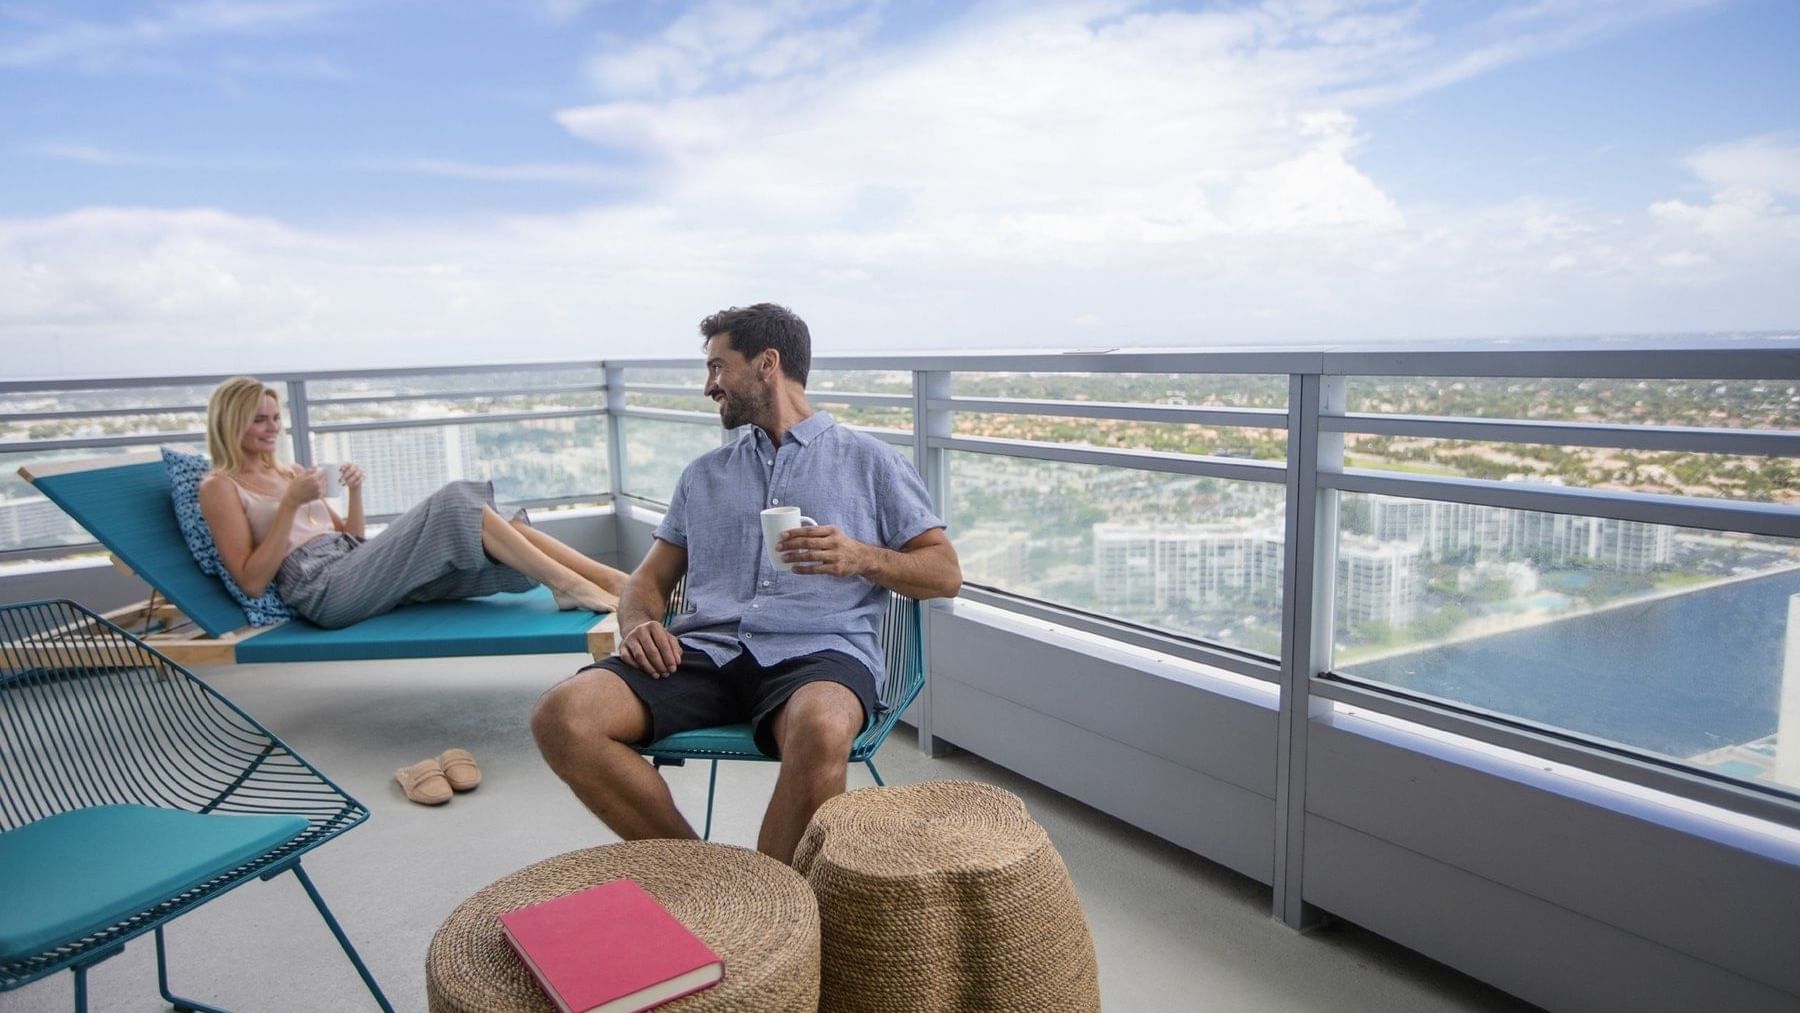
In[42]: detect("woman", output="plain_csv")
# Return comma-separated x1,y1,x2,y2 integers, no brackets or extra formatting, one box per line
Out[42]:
199,376,625,629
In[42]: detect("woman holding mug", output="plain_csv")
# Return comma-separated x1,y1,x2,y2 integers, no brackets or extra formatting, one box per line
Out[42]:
199,376,624,628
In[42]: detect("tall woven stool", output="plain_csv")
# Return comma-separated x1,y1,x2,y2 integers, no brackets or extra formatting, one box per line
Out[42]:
794,780,1100,1013
426,840,819,1012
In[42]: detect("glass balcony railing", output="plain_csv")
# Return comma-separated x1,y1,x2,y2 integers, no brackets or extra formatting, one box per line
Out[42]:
4,341,1797,823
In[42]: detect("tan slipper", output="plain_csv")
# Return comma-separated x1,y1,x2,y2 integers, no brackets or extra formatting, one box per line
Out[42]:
437,748,482,792
395,758,453,806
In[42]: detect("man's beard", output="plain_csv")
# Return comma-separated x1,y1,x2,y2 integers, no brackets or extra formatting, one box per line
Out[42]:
718,386,765,430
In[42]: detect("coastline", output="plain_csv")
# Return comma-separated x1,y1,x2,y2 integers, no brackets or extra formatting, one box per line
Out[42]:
1339,560,1800,669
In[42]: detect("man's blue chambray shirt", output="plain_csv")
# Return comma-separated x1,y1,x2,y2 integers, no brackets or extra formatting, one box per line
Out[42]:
652,411,943,694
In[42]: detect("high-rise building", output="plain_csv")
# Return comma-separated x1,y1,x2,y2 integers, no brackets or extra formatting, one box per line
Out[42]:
957,525,1031,589
1094,521,1282,610
1368,497,1672,572
1336,536,1426,629
0,496,78,549
312,427,480,516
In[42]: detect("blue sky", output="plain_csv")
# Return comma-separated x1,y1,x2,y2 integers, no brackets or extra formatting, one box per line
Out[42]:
2,0,1797,377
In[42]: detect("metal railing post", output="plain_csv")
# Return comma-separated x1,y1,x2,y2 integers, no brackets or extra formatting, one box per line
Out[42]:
1273,372,1343,929
914,369,953,757
285,379,315,468
604,365,627,506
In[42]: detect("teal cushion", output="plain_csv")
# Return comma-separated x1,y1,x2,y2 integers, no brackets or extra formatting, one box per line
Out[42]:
644,723,770,759
0,805,308,961
162,447,295,627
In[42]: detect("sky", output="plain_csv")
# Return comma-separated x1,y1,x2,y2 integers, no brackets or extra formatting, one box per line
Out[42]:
2,0,1797,379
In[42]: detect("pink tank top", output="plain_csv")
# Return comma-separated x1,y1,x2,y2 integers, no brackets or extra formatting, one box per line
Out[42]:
232,477,337,555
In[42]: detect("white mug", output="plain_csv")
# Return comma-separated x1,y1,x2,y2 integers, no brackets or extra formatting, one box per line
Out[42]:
317,463,344,498
760,506,817,572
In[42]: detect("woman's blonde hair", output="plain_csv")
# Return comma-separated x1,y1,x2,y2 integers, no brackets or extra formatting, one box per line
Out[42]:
206,376,283,473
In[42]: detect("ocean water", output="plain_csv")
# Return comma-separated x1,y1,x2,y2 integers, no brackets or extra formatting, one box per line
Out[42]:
1347,569,1800,759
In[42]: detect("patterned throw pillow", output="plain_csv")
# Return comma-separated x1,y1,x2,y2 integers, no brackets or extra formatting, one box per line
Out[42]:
161,447,295,626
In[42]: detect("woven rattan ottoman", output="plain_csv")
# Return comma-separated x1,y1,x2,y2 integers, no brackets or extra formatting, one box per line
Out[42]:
426,840,819,1012
794,780,1100,1012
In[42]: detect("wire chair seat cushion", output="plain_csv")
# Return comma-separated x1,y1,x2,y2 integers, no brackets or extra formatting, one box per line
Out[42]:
639,701,914,764
0,805,309,961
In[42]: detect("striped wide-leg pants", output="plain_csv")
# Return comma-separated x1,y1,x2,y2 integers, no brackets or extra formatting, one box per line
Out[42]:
276,480,536,628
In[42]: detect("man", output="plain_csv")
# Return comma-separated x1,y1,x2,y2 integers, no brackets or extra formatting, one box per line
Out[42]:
532,303,961,864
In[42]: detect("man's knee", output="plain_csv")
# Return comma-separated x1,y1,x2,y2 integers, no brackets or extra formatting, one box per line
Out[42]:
531,669,648,758
775,682,863,759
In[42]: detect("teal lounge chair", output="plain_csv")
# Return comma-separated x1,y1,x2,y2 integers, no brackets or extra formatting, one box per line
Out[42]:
18,455,616,666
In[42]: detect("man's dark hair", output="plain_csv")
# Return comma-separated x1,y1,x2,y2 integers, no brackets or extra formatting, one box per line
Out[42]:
699,303,811,387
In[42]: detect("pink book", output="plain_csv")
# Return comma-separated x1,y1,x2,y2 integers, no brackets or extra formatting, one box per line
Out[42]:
499,879,724,1013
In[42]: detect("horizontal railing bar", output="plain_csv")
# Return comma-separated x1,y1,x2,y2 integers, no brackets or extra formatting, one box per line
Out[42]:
805,391,914,408
613,406,719,425
607,338,1800,378
373,492,608,521
1311,678,1800,830
0,495,615,564
0,433,204,454
1320,343,1800,380
0,404,209,423
617,385,910,410
0,360,604,394
0,541,104,564
608,352,1319,374
308,408,603,434
13,339,1797,400
930,434,1288,483
855,426,914,448
957,585,1281,682
1324,412,1800,456
306,383,605,405
1324,468,1800,539
935,397,1288,429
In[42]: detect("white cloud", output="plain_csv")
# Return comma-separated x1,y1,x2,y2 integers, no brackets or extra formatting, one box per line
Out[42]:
1685,134,1800,199
0,1,336,72
346,158,631,186
2,0,1794,379
27,142,288,170
583,0,880,98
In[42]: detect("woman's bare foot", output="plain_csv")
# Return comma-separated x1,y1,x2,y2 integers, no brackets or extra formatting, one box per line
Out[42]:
551,582,617,613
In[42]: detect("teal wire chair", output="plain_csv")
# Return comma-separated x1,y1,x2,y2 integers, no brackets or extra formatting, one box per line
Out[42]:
636,587,926,840
0,599,393,1013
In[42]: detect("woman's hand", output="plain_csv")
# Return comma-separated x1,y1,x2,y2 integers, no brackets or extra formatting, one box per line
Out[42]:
282,467,326,507
339,463,364,491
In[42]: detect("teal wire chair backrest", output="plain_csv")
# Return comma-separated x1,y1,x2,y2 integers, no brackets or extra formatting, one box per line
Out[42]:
854,589,925,761
0,599,367,991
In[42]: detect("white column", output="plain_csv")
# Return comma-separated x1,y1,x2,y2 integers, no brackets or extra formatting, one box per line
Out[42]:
1778,595,1800,786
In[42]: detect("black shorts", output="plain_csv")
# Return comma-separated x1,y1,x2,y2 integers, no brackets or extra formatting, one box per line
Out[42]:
582,647,878,758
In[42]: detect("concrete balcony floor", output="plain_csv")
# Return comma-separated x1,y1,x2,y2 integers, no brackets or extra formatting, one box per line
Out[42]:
8,652,1537,1012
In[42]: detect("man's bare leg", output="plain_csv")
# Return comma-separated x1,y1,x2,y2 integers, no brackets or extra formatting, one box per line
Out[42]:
758,681,864,864
509,518,629,595
531,668,697,841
